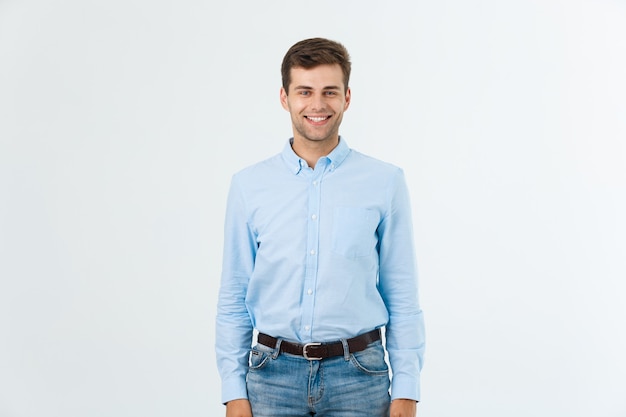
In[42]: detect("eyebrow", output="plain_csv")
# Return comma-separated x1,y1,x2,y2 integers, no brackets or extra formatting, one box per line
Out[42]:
293,85,342,91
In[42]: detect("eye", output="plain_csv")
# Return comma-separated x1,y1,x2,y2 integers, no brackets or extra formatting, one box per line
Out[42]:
324,91,337,96
299,90,311,96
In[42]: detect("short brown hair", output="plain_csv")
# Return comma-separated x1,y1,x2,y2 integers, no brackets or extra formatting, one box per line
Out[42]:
281,37,351,93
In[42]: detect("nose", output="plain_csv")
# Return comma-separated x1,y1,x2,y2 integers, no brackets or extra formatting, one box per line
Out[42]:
310,93,325,111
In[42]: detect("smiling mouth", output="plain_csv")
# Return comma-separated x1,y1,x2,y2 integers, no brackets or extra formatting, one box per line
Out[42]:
305,115,331,122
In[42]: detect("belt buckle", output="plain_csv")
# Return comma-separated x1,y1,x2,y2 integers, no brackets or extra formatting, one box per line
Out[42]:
302,342,322,360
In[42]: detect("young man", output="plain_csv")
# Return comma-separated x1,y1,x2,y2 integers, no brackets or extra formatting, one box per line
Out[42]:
216,37,425,417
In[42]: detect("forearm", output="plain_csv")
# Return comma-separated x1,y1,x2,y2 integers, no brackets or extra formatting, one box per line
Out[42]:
216,279,254,403
386,310,425,401
390,398,417,417
225,399,252,417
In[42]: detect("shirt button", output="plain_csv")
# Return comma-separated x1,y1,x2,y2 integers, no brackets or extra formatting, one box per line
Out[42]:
307,289,313,295
305,325,310,331
310,250,316,255
311,214,317,220
312,181,317,186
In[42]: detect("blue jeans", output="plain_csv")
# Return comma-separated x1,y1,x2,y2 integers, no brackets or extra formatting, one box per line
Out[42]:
246,339,391,417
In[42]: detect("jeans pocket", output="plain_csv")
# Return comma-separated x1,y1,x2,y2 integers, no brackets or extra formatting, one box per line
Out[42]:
249,346,272,370
349,343,389,376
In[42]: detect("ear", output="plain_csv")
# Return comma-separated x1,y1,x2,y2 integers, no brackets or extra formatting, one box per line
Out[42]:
280,87,289,111
344,87,351,111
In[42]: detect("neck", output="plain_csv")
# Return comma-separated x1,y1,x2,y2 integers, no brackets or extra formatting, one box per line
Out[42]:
292,136,339,169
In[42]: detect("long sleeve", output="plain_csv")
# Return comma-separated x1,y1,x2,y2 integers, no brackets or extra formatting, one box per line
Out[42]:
215,176,256,404
377,169,425,401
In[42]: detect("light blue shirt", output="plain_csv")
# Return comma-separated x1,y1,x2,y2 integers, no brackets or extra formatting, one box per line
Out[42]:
216,138,425,403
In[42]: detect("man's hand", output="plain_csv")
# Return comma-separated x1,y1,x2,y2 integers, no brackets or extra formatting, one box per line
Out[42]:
225,399,252,417
390,398,417,417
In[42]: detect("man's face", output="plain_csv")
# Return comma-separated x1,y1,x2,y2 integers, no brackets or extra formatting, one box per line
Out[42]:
280,64,351,146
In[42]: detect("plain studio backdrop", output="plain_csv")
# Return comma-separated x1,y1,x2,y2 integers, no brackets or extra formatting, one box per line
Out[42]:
1,0,625,416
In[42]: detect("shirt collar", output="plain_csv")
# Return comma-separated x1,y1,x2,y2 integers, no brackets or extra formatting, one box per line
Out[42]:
281,137,351,175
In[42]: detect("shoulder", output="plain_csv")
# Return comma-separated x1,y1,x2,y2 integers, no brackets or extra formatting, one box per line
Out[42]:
231,153,283,183
346,149,405,177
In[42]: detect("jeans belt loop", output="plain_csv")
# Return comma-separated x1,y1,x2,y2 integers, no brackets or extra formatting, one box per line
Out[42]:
340,338,350,361
272,338,283,359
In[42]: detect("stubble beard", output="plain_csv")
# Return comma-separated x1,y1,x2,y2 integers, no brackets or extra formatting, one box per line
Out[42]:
293,114,342,145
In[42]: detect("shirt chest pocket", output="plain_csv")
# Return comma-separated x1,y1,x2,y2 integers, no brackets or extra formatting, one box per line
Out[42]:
331,207,380,258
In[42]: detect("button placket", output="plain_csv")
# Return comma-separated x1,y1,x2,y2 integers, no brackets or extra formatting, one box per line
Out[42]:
301,162,327,336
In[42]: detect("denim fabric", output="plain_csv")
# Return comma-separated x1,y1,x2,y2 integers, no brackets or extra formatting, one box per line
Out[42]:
247,340,391,417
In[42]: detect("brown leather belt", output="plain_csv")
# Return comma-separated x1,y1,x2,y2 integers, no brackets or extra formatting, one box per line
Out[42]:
257,329,381,360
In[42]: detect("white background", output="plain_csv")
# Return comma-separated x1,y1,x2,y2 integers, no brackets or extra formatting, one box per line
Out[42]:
1,0,625,416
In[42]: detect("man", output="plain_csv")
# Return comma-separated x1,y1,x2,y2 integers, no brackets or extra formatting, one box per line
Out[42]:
216,37,425,417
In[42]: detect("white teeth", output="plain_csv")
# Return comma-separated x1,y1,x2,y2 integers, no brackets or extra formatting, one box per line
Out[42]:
307,116,328,122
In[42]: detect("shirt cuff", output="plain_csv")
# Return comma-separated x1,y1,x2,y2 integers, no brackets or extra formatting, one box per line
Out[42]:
221,376,248,404
390,374,421,402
